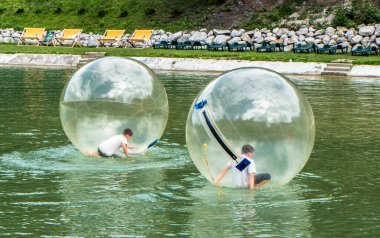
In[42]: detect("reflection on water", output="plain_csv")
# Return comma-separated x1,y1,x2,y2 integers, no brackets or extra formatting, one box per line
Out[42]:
0,67,379,237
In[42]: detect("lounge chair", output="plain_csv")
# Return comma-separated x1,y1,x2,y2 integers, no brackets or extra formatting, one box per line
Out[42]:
256,43,275,52
192,41,207,50
18,28,46,46
316,44,337,54
351,46,371,56
228,42,248,52
247,42,255,51
207,42,227,51
369,45,378,55
273,42,285,52
176,41,193,50
168,40,178,49
153,40,169,49
293,43,314,53
126,29,154,48
40,30,55,46
54,29,83,47
97,29,125,48
336,44,348,53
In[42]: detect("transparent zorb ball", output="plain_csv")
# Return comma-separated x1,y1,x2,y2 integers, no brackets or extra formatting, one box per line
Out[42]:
60,57,168,155
186,67,315,187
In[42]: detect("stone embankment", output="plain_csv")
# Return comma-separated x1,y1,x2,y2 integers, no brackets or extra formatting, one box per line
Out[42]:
150,25,380,52
1,24,380,50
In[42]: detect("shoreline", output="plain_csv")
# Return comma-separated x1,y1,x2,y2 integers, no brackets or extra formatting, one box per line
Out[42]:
1,53,380,78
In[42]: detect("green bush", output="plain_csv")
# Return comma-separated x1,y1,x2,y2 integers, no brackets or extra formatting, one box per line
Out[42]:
145,8,156,16
15,8,24,14
332,5,349,27
170,8,183,18
268,11,281,22
53,7,62,14
207,0,225,4
278,4,295,16
77,7,86,15
97,9,106,18
362,2,380,24
119,9,128,17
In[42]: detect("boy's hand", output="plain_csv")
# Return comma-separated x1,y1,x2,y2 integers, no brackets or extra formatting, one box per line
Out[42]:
128,145,136,149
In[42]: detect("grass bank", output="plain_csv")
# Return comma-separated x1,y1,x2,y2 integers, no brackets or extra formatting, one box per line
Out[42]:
1,44,380,65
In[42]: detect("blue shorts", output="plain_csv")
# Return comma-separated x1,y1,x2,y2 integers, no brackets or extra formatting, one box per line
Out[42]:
255,173,271,184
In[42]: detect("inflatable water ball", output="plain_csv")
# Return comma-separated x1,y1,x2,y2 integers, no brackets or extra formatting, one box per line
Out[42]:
60,57,168,155
186,67,315,187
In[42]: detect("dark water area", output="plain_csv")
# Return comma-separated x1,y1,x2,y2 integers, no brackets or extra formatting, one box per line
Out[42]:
0,66,379,237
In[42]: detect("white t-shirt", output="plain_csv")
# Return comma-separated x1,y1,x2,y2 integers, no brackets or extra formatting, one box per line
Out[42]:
98,135,128,156
227,154,256,188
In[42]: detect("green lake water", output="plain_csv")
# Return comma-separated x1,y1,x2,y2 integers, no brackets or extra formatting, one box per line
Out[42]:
0,66,379,237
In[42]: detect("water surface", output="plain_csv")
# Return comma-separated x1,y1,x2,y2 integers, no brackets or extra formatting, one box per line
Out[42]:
0,66,379,237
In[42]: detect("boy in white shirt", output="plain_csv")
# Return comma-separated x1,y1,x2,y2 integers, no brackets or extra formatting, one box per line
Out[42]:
98,128,135,158
214,144,271,189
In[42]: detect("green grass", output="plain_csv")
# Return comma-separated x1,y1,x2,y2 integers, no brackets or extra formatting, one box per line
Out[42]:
1,44,380,65
0,0,213,33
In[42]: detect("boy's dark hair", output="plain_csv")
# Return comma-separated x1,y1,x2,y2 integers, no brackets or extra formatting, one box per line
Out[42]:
123,128,133,136
241,144,254,154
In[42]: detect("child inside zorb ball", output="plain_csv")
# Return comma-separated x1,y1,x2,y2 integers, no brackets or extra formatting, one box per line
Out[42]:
186,67,315,188
60,57,168,157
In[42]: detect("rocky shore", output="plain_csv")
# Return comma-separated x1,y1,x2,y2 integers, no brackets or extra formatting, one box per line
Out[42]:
150,25,380,52
1,24,380,50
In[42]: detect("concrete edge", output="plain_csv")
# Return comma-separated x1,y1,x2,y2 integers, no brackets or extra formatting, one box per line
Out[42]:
1,53,380,78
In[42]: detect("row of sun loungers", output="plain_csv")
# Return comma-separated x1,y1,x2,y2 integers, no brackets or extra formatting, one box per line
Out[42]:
154,40,380,56
294,43,379,55
16,27,380,56
153,40,283,52
17,28,153,48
